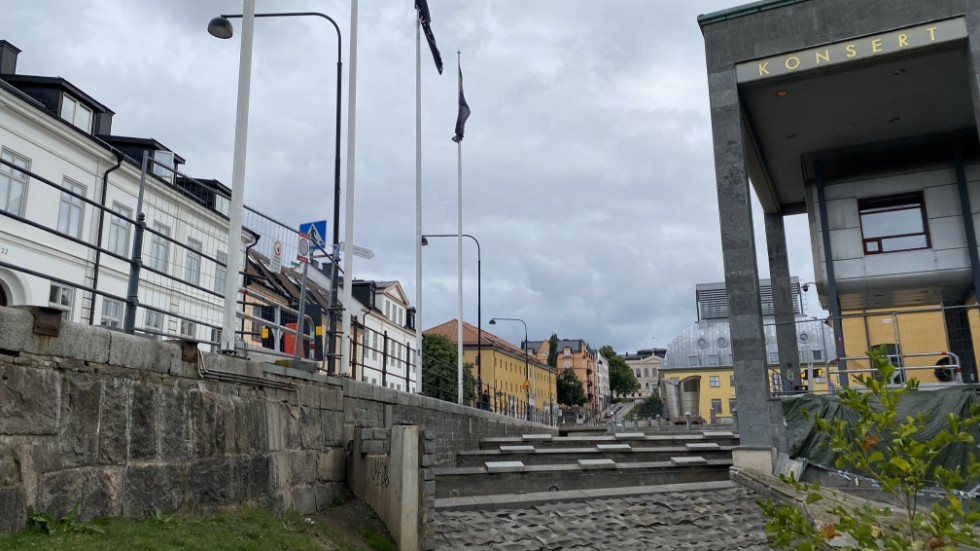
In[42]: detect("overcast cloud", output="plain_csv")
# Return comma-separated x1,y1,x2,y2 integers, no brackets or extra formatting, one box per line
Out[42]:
2,0,824,353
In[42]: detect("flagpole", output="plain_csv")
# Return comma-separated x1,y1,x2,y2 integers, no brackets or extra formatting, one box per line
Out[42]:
456,50,464,405
340,0,359,377
415,13,424,394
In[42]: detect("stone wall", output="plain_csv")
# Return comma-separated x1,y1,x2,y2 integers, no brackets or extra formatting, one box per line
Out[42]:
0,306,552,536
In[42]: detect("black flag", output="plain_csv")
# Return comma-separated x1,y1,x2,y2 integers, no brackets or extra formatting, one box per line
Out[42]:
452,64,470,143
415,0,443,74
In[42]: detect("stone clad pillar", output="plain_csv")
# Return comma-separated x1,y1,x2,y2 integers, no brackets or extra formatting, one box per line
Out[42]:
707,67,773,469
765,213,802,393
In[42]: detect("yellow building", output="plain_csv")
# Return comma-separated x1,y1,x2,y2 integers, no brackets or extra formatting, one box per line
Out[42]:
424,320,557,417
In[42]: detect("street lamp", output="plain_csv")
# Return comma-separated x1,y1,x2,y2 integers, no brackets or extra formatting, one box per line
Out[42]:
209,11,345,374
421,233,483,407
489,317,531,421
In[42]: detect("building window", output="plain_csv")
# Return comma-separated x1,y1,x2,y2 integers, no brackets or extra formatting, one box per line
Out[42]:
214,194,230,216
108,202,131,255
48,284,73,318
709,375,720,388
180,319,197,339
60,94,93,132
145,310,164,338
687,355,698,367
214,250,227,293
385,301,391,319
148,222,170,272
730,375,736,386
57,178,86,238
812,349,823,362
184,238,202,285
729,398,737,413
564,359,570,368
859,193,930,254
0,148,30,216
768,352,779,364
711,399,722,413
772,373,782,389
153,150,175,183
707,354,719,366
100,298,123,328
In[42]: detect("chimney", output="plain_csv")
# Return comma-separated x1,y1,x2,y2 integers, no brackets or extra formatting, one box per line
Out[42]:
93,111,113,136
0,41,21,75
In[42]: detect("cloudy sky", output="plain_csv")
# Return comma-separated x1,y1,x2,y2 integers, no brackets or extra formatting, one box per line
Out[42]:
2,0,824,354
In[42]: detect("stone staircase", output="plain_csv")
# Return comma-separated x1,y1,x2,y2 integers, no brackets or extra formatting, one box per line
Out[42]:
434,430,739,508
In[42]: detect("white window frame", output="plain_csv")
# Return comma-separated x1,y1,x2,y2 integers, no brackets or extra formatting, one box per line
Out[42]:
184,238,202,285
148,222,171,273
709,375,720,388
60,94,93,133
57,178,86,239
180,319,197,339
144,310,164,338
48,284,74,319
0,148,30,216
153,150,175,183
214,194,230,216
707,354,719,366
768,352,779,364
108,202,132,255
812,349,823,362
687,355,699,367
214,250,227,293
100,298,123,329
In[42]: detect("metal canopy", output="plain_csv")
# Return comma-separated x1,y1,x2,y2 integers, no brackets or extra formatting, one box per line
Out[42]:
740,42,976,214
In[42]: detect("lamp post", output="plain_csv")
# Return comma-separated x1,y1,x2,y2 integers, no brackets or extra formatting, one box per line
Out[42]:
490,317,531,421
421,233,483,407
209,11,344,375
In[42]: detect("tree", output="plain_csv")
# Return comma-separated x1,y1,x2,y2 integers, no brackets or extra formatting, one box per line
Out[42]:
601,345,640,396
759,348,980,550
547,333,560,369
421,333,475,404
557,367,587,406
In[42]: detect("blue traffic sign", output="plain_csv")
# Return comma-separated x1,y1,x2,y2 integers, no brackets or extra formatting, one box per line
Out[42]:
298,220,328,251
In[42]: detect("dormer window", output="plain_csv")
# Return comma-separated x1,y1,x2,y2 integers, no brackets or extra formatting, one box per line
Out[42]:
153,150,175,183
215,194,230,215
60,94,92,133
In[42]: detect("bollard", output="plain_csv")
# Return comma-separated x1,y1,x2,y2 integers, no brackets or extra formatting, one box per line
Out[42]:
656,415,663,431
607,421,615,434
685,412,692,431
633,418,638,430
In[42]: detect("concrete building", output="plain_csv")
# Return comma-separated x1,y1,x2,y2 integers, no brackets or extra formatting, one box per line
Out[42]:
0,39,247,344
425,319,557,418
698,0,980,467
526,338,599,414
624,349,664,399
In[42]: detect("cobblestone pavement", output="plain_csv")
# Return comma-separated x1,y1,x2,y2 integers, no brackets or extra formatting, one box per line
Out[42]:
432,485,769,550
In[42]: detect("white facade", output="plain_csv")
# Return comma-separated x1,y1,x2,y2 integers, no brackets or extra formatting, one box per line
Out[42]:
595,354,610,407
0,54,248,344
352,280,417,393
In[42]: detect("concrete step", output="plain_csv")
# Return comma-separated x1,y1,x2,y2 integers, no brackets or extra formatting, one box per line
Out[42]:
434,479,740,511
456,445,736,467
478,432,739,451
434,458,733,499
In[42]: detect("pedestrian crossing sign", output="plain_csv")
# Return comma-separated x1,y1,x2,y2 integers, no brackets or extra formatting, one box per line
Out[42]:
298,220,328,251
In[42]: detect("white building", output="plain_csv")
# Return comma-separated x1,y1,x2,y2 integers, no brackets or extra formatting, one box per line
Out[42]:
350,280,417,392
0,40,248,343
595,353,610,408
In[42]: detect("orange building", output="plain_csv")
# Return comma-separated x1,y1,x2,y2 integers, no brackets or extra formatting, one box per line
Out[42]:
526,338,599,413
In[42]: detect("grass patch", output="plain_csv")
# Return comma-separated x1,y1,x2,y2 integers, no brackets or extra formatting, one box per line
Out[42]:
362,527,397,551
0,507,322,551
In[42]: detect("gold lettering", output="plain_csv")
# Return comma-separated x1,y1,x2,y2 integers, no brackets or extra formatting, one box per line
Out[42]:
785,56,801,70
872,38,882,53
926,26,937,41
898,33,908,47
758,61,770,76
815,49,830,65
845,44,857,58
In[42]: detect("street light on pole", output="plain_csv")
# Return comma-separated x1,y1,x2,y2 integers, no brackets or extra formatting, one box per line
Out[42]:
489,317,531,421
209,10,344,374
422,233,483,407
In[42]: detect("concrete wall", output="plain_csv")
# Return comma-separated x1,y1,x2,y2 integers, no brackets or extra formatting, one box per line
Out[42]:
0,305,553,538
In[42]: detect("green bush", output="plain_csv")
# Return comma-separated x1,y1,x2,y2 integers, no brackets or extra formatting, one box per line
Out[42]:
758,348,980,550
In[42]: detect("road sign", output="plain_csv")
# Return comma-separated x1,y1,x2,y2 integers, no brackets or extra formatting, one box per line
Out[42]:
297,233,310,263
270,239,283,273
522,379,530,391
298,220,328,251
340,241,375,260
